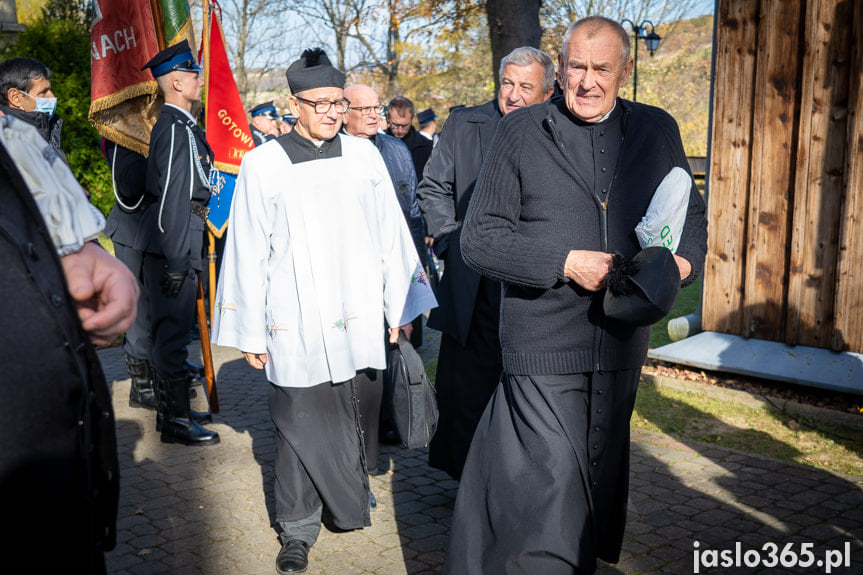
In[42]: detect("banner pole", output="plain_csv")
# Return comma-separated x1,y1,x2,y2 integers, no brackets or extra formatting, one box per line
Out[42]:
149,0,166,50
209,231,217,319
199,0,218,392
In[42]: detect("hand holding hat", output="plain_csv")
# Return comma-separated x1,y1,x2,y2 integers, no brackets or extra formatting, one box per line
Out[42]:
603,246,680,326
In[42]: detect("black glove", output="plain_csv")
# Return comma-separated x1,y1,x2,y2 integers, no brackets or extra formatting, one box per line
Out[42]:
160,270,187,298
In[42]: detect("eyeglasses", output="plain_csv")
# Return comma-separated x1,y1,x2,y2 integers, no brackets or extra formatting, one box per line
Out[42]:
294,95,350,114
348,104,384,116
388,121,412,130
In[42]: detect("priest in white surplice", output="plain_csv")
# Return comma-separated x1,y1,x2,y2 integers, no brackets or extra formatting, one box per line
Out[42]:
211,48,437,574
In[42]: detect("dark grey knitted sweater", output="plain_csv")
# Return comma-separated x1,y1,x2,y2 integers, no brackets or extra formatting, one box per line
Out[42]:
461,97,707,375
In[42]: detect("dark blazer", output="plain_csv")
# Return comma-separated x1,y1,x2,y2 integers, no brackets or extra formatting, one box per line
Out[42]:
0,140,119,570
390,125,433,183
416,99,502,345
103,140,148,248
251,126,275,147
136,104,214,273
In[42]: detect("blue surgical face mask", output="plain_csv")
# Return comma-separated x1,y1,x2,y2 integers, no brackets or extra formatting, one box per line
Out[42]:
21,90,57,118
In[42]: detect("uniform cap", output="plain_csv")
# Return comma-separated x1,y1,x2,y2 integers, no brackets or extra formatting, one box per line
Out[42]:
250,101,278,119
141,40,202,78
417,108,436,125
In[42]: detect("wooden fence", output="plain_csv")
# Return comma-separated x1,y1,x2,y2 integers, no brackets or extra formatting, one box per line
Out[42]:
703,0,863,353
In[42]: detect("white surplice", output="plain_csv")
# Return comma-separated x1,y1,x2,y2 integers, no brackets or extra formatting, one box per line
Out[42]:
212,134,437,388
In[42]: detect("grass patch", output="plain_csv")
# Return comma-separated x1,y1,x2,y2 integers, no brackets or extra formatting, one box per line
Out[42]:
632,380,863,478
426,357,438,383
650,276,702,349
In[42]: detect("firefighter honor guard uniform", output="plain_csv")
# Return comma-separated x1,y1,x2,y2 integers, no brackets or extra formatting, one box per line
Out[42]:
138,40,219,446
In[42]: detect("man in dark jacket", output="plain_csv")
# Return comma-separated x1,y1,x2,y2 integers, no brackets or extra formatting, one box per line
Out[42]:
0,57,66,163
386,95,433,181
444,17,708,574
0,114,137,573
138,40,219,446
416,46,555,480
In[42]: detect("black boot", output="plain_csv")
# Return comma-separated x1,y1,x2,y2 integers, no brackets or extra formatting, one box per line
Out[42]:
127,355,156,410
156,408,213,431
155,375,219,446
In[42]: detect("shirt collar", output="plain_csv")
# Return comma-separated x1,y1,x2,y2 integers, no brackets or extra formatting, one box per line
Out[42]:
165,103,198,124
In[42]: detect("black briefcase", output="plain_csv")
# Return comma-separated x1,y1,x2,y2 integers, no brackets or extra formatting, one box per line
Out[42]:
386,333,439,449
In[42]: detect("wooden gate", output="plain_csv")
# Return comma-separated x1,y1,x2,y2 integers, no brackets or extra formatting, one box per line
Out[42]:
703,0,863,353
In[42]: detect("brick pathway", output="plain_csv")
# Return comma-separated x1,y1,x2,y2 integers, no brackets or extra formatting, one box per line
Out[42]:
100,325,863,574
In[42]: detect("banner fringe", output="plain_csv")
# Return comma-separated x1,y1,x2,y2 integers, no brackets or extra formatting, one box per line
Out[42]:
207,218,229,239
213,160,240,175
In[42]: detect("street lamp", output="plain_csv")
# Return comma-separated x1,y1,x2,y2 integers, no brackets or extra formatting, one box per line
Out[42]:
620,19,662,102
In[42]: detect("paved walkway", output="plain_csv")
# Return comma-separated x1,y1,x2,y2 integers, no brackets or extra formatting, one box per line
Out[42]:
101,325,863,574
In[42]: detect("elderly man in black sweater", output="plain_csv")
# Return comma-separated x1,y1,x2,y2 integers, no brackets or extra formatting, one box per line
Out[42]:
444,16,708,575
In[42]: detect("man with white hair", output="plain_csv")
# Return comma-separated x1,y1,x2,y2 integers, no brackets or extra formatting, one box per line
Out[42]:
446,17,707,573
417,46,555,480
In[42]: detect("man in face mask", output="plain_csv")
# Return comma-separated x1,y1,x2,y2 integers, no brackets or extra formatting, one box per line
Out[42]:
0,57,65,163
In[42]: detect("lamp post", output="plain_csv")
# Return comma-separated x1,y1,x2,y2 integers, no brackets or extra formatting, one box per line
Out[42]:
620,19,661,102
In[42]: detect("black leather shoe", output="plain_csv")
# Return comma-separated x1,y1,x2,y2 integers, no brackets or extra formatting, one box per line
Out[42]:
276,539,309,574
370,492,377,509
157,409,213,431
160,417,220,446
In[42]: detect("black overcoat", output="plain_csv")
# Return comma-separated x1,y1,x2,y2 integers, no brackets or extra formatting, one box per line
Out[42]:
416,99,501,345
0,141,119,572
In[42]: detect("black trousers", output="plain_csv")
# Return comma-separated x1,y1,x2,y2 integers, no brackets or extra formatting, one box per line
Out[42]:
112,243,150,361
269,371,379,537
141,255,197,378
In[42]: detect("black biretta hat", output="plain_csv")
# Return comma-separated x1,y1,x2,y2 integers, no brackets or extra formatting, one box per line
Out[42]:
603,246,680,326
141,40,202,78
285,48,345,94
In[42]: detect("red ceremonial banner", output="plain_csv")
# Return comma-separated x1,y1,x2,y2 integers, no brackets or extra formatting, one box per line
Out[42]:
89,0,162,155
204,8,254,174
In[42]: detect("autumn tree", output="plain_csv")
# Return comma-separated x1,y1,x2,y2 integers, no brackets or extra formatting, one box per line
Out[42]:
288,0,359,73
288,0,481,95
191,0,300,105
485,0,542,92
540,0,702,57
